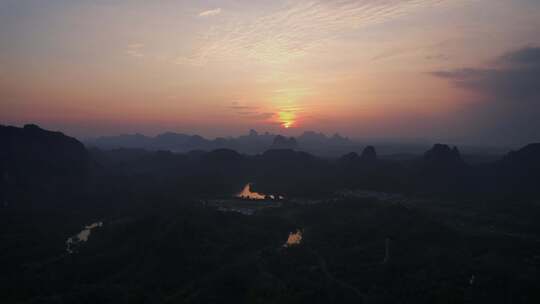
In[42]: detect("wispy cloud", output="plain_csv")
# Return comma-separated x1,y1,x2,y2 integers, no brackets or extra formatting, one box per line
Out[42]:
177,0,448,66
432,47,540,144
198,8,221,17
126,43,144,58
228,102,276,121
432,47,540,100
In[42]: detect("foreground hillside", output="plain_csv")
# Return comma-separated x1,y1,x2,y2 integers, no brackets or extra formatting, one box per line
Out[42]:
1,125,539,303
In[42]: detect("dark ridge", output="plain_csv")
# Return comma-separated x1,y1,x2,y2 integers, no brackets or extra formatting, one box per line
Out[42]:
423,144,463,165
338,152,360,163
203,149,244,162
1,124,89,205
502,143,540,166
360,146,377,162
270,135,298,150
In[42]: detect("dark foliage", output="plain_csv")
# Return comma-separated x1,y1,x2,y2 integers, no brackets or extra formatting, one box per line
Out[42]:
1,124,540,303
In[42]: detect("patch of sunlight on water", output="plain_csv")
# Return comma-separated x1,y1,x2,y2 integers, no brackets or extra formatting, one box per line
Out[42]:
236,183,266,200
284,229,303,247
66,222,103,254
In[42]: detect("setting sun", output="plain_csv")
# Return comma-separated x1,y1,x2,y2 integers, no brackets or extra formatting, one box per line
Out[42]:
278,111,296,129
1,0,539,143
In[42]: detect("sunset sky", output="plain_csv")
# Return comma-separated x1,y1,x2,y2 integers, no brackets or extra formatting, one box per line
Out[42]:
1,0,539,145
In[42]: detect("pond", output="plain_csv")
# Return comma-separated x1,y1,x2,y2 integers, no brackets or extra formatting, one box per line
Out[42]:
66,222,103,254
283,229,303,247
236,183,267,200
236,183,284,200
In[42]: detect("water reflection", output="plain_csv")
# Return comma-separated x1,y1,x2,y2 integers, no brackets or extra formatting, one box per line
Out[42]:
66,222,103,254
236,183,266,200
283,229,303,247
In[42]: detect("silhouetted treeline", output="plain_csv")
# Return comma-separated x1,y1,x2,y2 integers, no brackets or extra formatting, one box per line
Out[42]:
2,124,540,209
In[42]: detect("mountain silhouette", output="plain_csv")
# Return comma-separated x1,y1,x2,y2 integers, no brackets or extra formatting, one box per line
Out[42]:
270,135,298,150
423,144,464,165
0,124,89,206
5,124,540,202
360,146,377,162
86,130,360,156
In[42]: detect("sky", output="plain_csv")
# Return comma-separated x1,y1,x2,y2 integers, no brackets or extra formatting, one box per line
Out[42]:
1,0,539,145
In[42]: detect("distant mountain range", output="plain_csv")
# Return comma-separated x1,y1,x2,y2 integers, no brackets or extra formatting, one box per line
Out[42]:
3,124,540,203
84,129,512,159
84,129,358,156
85,129,444,157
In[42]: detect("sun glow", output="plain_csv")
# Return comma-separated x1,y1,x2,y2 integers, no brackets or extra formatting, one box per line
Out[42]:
279,111,296,129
